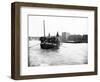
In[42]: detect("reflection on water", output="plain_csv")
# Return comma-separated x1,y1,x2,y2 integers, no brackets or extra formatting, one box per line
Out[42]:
28,40,88,66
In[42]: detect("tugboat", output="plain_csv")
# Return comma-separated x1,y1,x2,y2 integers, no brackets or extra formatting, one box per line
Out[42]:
40,20,60,49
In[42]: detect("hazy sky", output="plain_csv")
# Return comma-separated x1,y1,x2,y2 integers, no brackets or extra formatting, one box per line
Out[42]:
29,15,88,37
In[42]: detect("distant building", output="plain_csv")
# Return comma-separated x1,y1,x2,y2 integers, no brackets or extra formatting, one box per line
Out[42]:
67,34,88,43
61,32,70,43
82,35,88,43
29,37,40,40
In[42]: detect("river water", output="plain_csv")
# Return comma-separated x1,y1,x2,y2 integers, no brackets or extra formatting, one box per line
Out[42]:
28,40,88,66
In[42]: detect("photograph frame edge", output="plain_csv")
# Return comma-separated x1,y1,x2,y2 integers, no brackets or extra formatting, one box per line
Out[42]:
11,2,98,80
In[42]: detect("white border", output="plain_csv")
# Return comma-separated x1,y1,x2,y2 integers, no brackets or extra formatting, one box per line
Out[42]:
20,7,95,75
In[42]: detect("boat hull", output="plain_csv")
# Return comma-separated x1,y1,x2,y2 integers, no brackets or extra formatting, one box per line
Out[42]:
40,43,60,49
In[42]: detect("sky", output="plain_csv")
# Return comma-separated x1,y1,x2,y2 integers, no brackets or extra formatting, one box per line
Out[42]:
28,15,88,37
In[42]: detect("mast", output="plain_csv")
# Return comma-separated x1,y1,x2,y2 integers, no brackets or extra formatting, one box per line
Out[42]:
43,20,45,37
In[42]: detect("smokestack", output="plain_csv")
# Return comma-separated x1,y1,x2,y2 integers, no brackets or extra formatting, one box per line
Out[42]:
43,20,45,37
